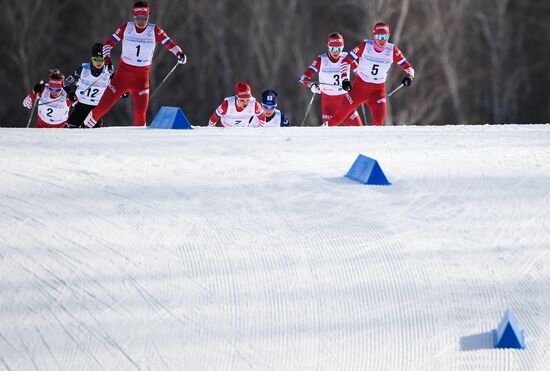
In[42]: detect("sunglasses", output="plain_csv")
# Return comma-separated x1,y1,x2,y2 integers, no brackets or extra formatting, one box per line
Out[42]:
134,15,149,21
49,87,62,93
328,46,344,52
262,104,277,110
92,57,104,62
375,34,390,41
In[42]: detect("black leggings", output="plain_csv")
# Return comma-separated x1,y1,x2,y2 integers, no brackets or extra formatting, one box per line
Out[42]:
66,103,103,128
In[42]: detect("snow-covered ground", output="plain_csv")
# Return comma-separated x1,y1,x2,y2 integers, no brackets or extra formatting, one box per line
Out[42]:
1,125,549,371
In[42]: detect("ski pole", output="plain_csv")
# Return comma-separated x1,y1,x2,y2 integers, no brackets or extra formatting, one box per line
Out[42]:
360,104,368,125
299,93,317,127
26,95,40,128
387,83,405,97
150,61,180,101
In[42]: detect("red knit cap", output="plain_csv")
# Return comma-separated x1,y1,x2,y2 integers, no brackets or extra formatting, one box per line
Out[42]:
133,5,150,18
235,82,252,99
327,33,344,47
373,23,390,35
48,77,64,90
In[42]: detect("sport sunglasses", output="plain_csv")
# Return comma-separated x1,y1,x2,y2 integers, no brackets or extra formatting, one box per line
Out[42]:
375,34,390,41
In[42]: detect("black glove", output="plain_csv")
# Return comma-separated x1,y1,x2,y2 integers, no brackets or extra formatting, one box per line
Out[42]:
402,76,412,87
33,80,45,94
68,90,77,101
106,62,115,76
342,79,352,91
121,92,129,99
177,53,187,65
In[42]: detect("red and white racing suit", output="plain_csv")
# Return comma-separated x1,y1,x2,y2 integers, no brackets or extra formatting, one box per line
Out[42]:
208,97,266,127
327,40,414,126
87,22,183,126
300,53,362,126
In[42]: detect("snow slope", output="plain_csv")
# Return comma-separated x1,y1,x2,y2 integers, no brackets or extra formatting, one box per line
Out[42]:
1,125,549,371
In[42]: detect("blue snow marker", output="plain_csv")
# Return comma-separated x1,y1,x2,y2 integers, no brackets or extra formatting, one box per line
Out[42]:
149,106,193,130
345,154,391,185
493,309,526,349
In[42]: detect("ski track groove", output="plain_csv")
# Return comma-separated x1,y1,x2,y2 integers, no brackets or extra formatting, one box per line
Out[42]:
2,127,550,370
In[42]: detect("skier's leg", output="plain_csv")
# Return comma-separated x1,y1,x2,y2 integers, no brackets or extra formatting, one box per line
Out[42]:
321,94,338,124
131,89,149,126
369,92,387,126
125,69,150,126
326,88,364,127
343,110,363,126
83,70,129,127
66,103,93,128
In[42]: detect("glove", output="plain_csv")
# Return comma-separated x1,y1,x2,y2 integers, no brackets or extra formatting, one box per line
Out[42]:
121,92,129,99
402,76,412,87
342,79,352,91
33,80,45,94
106,62,115,76
83,112,97,128
23,95,33,109
177,53,187,65
68,90,77,101
310,83,321,94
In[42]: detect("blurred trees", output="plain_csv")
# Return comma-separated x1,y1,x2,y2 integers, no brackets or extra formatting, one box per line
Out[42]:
0,0,547,127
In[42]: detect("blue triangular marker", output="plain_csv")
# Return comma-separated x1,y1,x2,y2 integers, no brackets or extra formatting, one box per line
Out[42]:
345,154,391,185
493,309,526,349
150,106,193,130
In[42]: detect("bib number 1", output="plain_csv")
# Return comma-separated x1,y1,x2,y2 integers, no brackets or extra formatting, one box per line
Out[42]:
136,45,141,57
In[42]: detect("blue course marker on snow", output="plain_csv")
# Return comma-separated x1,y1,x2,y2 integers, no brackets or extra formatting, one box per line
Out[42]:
345,154,391,185
149,106,193,130
493,309,526,349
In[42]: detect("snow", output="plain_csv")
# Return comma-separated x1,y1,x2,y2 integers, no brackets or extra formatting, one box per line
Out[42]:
1,125,550,370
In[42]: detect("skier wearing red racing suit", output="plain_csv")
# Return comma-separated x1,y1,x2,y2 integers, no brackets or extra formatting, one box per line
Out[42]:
326,23,415,126
83,1,186,127
300,33,363,126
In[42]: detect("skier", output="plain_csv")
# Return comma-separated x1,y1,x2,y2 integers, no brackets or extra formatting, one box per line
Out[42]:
260,90,291,127
325,23,415,127
22,69,75,128
299,32,363,126
63,43,113,128
83,0,187,128
208,82,266,128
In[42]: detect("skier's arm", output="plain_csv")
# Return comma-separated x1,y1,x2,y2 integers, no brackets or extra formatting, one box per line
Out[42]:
154,26,184,59
22,81,45,109
299,56,322,87
254,101,266,126
350,60,359,75
103,23,127,65
63,66,84,94
393,46,414,78
340,41,366,80
208,100,229,126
